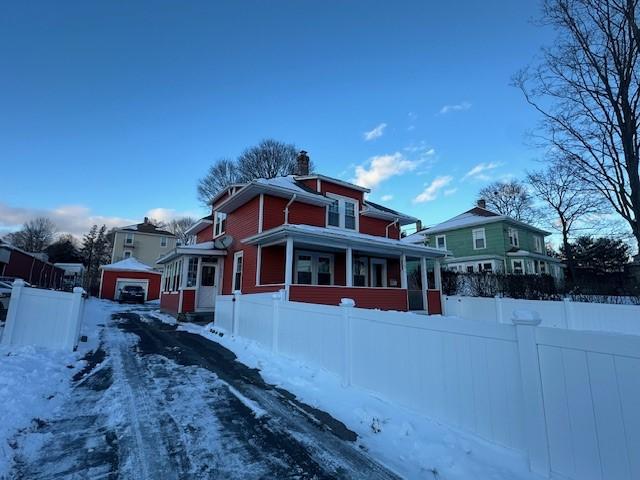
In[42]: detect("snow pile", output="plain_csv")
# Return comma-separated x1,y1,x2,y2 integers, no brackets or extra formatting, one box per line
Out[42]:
179,322,537,480
0,299,121,476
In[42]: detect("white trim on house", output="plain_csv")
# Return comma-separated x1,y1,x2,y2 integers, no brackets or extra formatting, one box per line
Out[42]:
258,193,264,233
232,251,244,292
435,234,447,250
472,228,486,250
325,192,359,231
512,259,524,274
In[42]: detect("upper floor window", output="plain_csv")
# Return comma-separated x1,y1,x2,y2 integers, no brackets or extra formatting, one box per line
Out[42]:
125,232,134,245
214,212,227,237
326,194,358,231
508,228,519,247
472,228,486,250
232,251,243,291
160,236,168,247
435,235,447,250
534,236,543,253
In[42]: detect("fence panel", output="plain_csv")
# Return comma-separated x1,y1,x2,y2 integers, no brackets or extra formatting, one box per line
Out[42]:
1,281,85,351
214,295,233,332
536,327,640,480
237,293,274,346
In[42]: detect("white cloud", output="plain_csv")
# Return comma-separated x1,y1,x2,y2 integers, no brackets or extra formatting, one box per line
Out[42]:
380,194,394,202
353,152,422,189
462,162,501,181
363,123,387,141
145,208,200,224
413,176,453,203
444,188,458,196
0,203,201,239
439,101,472,114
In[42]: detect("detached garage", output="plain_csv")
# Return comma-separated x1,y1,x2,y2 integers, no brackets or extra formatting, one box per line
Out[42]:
99,258,161,302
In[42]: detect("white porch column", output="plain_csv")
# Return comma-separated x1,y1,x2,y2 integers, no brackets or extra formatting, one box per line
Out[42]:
434,259,442,290
400,253,408,290
420,256,429,313
284,237,294,300
181,256,190,289
345,246,353,287
255,245,262,286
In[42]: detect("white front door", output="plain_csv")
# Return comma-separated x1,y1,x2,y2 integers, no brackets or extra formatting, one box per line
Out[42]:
197,262,217,310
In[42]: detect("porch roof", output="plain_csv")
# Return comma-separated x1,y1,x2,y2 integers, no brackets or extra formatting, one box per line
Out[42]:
242,224,447,258
156,241,226,264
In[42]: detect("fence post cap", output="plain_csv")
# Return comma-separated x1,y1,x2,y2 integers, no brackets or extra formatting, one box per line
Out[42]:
232,290,242,295
511,309,541,326
272,291,282,300
72,287,85,294
339,298,355,308
13,279,25,287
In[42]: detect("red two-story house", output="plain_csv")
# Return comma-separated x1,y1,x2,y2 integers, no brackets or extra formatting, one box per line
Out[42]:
158,152,446,316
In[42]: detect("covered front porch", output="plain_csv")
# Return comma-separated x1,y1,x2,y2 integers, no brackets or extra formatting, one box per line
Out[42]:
244,225,446,313
157,242,226,316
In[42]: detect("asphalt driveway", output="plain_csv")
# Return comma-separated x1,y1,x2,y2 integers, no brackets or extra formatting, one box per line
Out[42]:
8,309,399,479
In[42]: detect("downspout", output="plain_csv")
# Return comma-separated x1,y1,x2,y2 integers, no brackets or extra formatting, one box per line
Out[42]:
385,218,399,238
284,194,297,224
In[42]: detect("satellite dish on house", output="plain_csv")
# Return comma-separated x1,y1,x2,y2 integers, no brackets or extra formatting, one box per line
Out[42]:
214,234,234,249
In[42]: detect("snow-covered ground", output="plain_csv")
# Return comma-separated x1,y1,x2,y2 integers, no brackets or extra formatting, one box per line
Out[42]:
179,321,539,480
0,299,122,477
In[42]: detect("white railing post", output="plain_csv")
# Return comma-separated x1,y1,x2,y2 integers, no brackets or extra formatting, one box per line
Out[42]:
512,310,550,477
232,290,241,336
340,298,355,387
271,291,282,353
1,279,25,346
562,297,573,329
495,295,504,324
67,287,85,350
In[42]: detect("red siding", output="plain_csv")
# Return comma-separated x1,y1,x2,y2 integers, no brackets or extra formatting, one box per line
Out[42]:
222,197,260,294
300,178,319,191
182,289,196,313
427,289,442,315
260,245,285,284
359,216,401,239
289,285,408,311
196,224,213,244
320,181,364,206
3,249,64,288
100,270,161,300
387,258,401,286
160,291,180,313
262,196,325,230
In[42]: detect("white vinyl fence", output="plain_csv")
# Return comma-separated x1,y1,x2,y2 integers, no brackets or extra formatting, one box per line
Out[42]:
216,292,640,480
443,295,640,335
1,280,85,351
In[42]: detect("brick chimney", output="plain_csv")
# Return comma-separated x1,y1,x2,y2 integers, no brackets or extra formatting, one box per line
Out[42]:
477,199,486,209
143,216,150,224
296,150,310,176
416,219,423,232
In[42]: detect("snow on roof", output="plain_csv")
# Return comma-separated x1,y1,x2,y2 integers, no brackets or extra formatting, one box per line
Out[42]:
420,207,550,236
254,176,321,196
100,257,161,274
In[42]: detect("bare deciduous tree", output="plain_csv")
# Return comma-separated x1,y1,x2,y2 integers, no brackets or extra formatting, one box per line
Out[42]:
514,0,640,256
477,180,538,222
197,158,239,206
237,139,300,182
167,216,196,245
527,162,604,279
3,217,56,252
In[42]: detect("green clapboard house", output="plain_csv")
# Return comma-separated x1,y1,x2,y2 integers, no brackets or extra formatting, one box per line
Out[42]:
405,201,564,279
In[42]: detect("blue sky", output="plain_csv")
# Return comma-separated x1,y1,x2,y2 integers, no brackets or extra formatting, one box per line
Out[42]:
0,0,554,236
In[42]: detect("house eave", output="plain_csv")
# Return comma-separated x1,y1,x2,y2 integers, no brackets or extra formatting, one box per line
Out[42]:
294,174,371,193
184,219,213,236
216,182,333,214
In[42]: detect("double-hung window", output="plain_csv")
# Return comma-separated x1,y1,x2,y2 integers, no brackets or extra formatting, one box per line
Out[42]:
472,228,486,250
326,194,358,231
233,251,243,291
353,257,368,286
125,232,134,245
160,236,168,247
186,257,199,287
512,260,524,274
534,236,543,253
294,252,333,285
435,235,447,250
508,228,519,247
214,212,227,237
